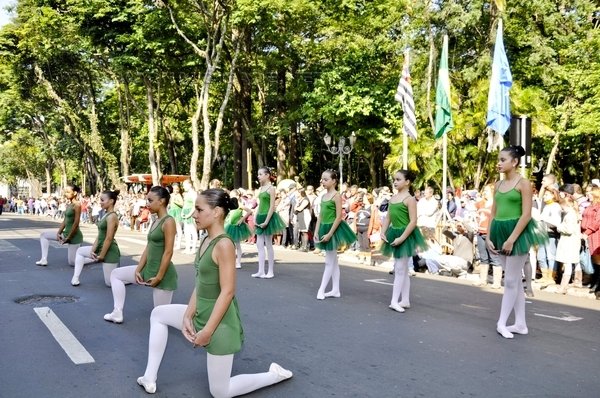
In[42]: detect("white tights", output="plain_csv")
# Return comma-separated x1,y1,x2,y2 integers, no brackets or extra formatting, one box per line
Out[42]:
184,223,198,253
255,234,274,276
317,250,340,297
497,254,528,332
391,257,411,306
174,221,183,249
73,246,118,286
39,229,80,265
109,265,173,312
142,305,282,398
235,242,242,268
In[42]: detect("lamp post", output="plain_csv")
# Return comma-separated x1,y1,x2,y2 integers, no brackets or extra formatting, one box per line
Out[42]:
323,132,356,187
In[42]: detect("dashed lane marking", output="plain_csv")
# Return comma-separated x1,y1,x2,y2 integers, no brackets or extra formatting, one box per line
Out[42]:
33,307,95,364
365,278,393,286
534,313,583,322
0,240,19,251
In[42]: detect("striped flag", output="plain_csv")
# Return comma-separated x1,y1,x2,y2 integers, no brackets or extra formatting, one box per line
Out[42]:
395,50,418,140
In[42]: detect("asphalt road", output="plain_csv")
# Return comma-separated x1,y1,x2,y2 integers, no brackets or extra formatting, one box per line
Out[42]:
1,214,599,398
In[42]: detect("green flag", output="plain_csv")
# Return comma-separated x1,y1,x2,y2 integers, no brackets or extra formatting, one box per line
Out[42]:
434,35,453,139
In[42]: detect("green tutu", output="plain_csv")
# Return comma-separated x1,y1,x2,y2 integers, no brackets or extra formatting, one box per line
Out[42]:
489,218,548,256
381,226,428,258
225,222,252,242
255,213,286,235
193,297,244,355
168,206,182,223
315,221,357,251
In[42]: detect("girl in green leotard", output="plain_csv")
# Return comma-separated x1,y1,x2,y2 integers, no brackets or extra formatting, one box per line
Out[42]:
486,145,547,339
381,170,427,313
252,167,286,278
36,184,83,266
137,189,292,395
104,186,178,324
181,179,198,255
71,189,121,286
168,184,184,250
314,169,356,300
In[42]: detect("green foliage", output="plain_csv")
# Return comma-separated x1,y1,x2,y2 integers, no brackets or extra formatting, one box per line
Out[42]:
0,0,598,193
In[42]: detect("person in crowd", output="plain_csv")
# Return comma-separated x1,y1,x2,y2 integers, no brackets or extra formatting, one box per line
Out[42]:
273,189,287,246
224,189,252,269
0,195,5,215
209,178,223,189
136,189,292,396
381,170,427,313
431,221,474,278
36,185,83,267
474,184,501,288
181,179,198,254
555,193,581,294
168,183,184,250
252,167,286,278
104,186,178,324
581,186,600,299
537,186,561,285
487,146,547,339
354,192,372,264
285,183,298,249
446,191,457,219
314,169,357,300
417,186,440,239
306,185,318,250
71,190,121,287
294,187,312,252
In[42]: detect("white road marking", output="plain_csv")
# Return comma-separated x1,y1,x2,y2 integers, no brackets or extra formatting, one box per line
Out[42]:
33,307,95,364
534,313,582,322
365,278,393,286
0,240,19,251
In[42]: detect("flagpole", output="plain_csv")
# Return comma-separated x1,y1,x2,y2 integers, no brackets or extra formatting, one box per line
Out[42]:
402,129,408,169
442,131,448,222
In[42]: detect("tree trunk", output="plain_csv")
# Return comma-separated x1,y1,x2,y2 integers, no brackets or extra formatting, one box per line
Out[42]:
276,67,287,180
58,158,67,190
190,81,202,189
45,160,52,194
545,130,561,175
116,77,131,178
144,77,161,186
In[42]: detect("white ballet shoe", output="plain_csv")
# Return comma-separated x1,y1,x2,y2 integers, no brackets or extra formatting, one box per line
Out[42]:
269,362,293,382
251,272,265,278
35,259,48,266
261,273,274,279
316,292,325,300
324,291,340,298
389,304,405,313
506,325,528,335
71,277,80,286
235,263,242,269
137,377,156,394
398,302,411,309
103,309,123,324
496,326,514,339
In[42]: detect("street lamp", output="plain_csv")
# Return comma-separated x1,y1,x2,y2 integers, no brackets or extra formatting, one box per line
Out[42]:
323,131,356,187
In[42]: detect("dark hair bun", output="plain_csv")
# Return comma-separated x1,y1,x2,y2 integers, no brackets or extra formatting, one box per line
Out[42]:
229,196,239,210
113,189,120,196
514,145,525,157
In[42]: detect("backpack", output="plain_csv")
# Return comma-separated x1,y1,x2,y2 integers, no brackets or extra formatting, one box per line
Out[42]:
356,208,371,227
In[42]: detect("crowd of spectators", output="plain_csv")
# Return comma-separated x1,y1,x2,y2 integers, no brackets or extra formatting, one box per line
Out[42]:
3,175,599,299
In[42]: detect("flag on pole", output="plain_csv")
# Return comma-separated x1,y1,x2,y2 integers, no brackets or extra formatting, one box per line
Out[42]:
434,35,453,139
395,50,418,140
486,19,512,151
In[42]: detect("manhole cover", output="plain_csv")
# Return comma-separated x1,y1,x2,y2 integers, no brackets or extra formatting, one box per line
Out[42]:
15,294,79,305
